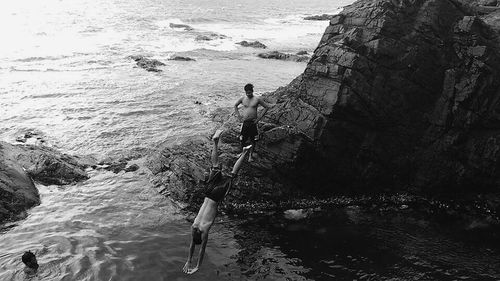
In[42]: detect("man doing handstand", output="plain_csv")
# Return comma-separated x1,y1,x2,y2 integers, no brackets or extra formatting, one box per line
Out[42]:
183,129,251,274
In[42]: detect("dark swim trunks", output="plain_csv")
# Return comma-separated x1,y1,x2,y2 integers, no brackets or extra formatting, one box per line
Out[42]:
240,120,258,146
205,168,234,202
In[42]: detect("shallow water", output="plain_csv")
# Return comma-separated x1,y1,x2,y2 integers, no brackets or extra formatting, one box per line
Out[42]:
1,164,499,281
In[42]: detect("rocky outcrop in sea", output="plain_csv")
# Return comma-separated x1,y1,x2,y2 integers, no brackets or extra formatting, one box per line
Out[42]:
129,55,165,72
236,41,267,49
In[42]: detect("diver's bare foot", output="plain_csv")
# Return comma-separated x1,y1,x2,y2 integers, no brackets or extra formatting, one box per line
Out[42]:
183,261,191,274
212,129,223,142
187,266,199,274
242,145,252,152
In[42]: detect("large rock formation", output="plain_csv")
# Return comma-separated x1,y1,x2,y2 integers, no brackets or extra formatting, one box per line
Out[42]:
261,0,500,194
148,0,500,209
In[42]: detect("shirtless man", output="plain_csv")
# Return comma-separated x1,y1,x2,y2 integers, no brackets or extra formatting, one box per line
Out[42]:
234,83,273,162
183,129,251,275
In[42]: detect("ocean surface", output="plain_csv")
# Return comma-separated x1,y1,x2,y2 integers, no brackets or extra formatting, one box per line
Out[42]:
1,0,499,280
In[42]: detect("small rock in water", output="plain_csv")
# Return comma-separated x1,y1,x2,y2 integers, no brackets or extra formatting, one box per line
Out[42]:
169,56,196,61
236,40,267,49
284,209,310,220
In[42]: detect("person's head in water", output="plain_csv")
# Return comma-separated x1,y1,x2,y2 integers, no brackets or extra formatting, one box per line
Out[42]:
22,251,39,270
244,83,253,98
192,227,203,245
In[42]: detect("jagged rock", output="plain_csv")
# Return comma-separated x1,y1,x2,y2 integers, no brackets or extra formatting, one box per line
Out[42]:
257,51,310,62
236,41,267,49
0,143,39,222
169,23,194,31
129,55,165,72
304,14,336,21
169,56,196,61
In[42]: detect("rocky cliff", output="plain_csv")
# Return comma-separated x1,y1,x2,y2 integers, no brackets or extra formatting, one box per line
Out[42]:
261,0,500,194
148,0,500,210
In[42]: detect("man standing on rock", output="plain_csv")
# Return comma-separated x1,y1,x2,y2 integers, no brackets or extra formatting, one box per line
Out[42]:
234,83,273,162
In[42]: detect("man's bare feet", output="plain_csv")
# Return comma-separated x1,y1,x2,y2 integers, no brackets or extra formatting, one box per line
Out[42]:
212,129,223,142
187,266,199,274
183,261,192,274
242,144,252,152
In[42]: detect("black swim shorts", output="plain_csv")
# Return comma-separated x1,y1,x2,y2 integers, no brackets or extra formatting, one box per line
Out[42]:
205,173,234,202
240,120,258,145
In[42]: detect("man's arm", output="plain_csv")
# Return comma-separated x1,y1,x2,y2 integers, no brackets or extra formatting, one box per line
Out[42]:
188,232,209,274
183,239,196,273
256,97,273,122
234,97,243,121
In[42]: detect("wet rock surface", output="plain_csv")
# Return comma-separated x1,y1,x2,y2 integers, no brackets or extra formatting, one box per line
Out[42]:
0,143,39,223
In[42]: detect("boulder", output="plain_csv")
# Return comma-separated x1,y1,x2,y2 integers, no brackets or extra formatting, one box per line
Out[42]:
236,40,267,49
0,143,39,222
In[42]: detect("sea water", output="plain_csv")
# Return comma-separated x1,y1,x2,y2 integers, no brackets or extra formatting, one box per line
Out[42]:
1,0,499,280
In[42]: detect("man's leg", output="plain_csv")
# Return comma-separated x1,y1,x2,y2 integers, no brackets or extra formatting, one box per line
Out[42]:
211,129,223,167
231,145,252,174
248,139,256,162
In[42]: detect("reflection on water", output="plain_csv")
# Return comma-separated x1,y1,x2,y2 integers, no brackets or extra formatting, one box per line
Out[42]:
1,165,499,280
